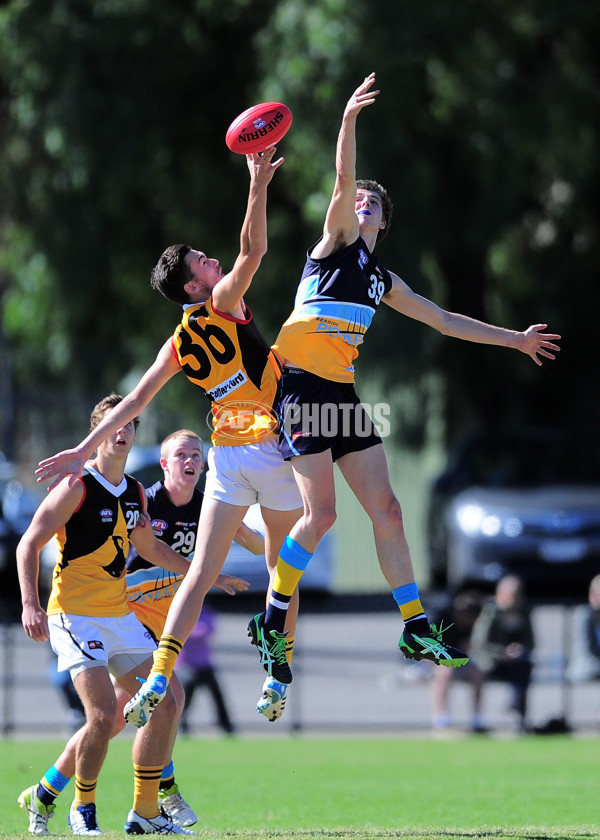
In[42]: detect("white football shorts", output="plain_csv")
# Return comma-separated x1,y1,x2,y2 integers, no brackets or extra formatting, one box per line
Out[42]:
48,612,155,679
204,435,302,510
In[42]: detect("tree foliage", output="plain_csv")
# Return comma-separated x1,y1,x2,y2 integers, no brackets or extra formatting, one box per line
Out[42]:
0,0,598,456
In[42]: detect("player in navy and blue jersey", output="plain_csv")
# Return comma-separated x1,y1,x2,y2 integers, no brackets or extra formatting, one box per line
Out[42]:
249,72,561,692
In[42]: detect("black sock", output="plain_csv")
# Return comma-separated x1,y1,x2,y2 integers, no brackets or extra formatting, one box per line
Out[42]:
264,591,291,634
404,616,430,635
37,784,57,807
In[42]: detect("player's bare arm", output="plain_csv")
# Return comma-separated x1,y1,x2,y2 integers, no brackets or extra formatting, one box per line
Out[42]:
132,510,250,593
233,522,265,555
312,72,379,260
212,146,283,317
130,519,191,578
17,478,84,641
383,272,561,365
36,340,181,490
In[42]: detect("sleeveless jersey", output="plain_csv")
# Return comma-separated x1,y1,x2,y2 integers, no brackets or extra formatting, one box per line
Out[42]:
273,237,393,383
46,467,144,618
125,481,202,640
172,298,281,446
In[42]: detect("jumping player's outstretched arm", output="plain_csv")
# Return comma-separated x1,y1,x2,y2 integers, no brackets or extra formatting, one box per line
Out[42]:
312,73,379,261
212,146,284,317
35,340,181,490
383,271,561,366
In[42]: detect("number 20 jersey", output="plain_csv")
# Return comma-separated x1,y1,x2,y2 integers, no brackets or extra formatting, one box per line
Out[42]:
172,298,281,446
273,236,392,383
46,468,145,618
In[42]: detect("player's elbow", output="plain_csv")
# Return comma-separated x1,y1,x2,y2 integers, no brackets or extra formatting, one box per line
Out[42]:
432,310,455,337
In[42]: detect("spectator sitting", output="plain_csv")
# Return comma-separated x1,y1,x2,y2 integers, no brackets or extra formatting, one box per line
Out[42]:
471,574,535,733
567,574,600,684
430,589,488,734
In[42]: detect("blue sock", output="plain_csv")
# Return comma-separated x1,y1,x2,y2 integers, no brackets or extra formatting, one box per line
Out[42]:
39,765,71,804
160,760,175,790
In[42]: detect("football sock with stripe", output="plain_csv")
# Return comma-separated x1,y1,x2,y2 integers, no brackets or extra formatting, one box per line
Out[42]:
149,635,183,683
159,761,175,791
38,766,71,806
393,583,429,634
133,764,163,819
285,635,295,664
265,536,312,632
73,776,97,807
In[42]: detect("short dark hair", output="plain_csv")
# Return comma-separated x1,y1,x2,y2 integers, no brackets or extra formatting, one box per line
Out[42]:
356,179,393,242
90,394,139,432
150,244,193,304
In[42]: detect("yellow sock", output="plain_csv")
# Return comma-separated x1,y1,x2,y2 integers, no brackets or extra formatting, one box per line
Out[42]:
133,764,162,819
273,558,304,597
73,776,97,807
150,635,183,682
399,598,425,622
285,635,295,665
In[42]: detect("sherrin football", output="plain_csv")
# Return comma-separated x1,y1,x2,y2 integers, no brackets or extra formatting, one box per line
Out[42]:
225,102,293,155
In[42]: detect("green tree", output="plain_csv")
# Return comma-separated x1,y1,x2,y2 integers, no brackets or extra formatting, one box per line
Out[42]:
0,0,279,452
252,0,599,445
0,0,598,458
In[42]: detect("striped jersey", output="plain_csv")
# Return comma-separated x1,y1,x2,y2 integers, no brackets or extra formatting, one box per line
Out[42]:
46,466,144,618
172,298,281,446
273,237,392,383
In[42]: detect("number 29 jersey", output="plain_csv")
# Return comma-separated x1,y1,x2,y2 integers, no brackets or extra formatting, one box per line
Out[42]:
172,298,282,446
273,236,392,383
125,481,201,641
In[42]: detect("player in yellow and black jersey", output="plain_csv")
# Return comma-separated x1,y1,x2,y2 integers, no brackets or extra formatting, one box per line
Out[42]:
36,146,303,726
17,395,195,835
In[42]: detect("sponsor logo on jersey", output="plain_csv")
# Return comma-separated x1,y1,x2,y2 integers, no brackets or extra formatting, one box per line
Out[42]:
206,369,247,401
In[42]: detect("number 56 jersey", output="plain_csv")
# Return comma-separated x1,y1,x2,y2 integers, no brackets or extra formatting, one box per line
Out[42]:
172,298,282,446
273,236,392,384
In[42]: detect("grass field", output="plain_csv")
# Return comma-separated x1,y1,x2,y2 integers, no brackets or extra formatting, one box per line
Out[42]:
1,734,598,839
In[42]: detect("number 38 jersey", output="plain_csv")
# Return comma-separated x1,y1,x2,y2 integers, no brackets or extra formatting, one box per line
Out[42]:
273,236,393,383
46,466,145,619
125,481,201,641
172,298,282,446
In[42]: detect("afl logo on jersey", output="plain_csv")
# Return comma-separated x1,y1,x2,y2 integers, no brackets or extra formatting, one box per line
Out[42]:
151,519,168,534
358,249,369,268
100,508,113,522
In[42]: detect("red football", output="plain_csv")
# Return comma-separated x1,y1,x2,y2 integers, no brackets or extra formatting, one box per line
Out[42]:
225,102,293,155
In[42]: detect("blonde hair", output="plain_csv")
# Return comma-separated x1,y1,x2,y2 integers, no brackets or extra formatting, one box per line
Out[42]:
160,429,204,460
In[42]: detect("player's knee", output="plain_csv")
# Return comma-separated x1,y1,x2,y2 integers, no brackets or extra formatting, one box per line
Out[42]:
87,705,117,739
309,506,336,538
375,496,405,535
